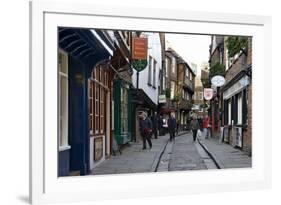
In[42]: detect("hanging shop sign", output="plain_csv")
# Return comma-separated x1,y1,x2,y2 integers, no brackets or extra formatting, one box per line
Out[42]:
211,75,225,87
132,37,148,72
158,95,166,103
203,88,214,100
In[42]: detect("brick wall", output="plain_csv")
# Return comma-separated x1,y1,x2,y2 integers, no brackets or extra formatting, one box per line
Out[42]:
225,53,247,83
243,37,252,156
225,37,252,156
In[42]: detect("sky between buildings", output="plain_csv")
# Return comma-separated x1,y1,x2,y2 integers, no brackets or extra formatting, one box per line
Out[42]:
165,33,211,76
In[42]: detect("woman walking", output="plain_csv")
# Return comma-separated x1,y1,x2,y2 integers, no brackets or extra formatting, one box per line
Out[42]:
139,112,153,150
190,117,200,142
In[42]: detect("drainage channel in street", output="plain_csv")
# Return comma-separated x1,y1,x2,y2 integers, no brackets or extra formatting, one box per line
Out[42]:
154,133,219,172
196,139,220,169
154,138,172,172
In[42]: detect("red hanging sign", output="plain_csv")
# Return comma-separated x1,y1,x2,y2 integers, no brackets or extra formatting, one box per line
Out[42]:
132,37,148,60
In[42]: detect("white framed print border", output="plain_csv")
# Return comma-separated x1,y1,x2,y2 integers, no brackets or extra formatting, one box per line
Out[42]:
30,0,272,204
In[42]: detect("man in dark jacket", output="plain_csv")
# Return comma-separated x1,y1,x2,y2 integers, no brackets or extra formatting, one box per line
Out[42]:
139,112,152,150
168,113,177,141
151,111,158,139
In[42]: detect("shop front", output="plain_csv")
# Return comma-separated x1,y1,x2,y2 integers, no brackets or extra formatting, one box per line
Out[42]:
222,75,249,148
113,79,133,145
58,28,115,176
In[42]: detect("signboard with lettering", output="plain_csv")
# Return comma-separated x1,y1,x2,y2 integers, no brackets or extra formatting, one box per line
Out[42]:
132,37,148,72
132,37,148,60
211,75,225,87
204,88,213,100
158,95,166,103
223,76,249,100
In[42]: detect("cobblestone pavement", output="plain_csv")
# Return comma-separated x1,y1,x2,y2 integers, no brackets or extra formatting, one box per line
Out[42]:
198,136,252,169
91,134,170,175
91,131,251,175
168,133,208,171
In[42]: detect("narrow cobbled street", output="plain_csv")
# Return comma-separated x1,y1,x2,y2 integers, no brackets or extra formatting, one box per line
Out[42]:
91,132,251,175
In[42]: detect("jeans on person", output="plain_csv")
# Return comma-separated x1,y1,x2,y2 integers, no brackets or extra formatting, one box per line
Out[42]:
153,128,158,139
169,128,176,141
203,128,210,139
192,129,198,141
141,132,152,149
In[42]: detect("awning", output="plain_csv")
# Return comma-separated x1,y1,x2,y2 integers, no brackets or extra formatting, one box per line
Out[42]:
130,88,157,110
59,28,115,60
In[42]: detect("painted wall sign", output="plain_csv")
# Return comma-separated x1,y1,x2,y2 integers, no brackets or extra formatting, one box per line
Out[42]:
211,75,225,87
132,37,148,60
223,76,249,100
204,88,213,100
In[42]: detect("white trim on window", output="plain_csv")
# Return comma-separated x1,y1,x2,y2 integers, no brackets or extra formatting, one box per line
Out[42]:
237,94,242,124
228,101,232,125
58,49,70,151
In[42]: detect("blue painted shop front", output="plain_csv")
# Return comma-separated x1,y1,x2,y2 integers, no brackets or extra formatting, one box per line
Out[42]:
58,28,114,176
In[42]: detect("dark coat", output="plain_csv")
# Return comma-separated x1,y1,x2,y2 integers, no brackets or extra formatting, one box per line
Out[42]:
151,114,158,129
139,117,152,134
168,117,177,130
190,119,200,130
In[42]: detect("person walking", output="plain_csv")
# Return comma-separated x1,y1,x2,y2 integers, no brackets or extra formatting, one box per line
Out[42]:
168,113,177,141
190,116,200,142
151,111,158,139
158,114,164,136
202,114,210,139
139,112,153,150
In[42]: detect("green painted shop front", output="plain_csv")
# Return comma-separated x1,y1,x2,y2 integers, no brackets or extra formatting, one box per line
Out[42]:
113,78,135,145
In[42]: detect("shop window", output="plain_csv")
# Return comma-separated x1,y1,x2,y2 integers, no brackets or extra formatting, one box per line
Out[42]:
120,87,128,133
58,50,70,150
89,65,109,136
237,94,242,124
171,81,175,99
228,100,232,125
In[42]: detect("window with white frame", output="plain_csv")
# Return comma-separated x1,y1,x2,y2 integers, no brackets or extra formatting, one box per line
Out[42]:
171,81,175,99
89,65,109,135
59,50,69,150
165,57,170,77
153,60,157,88
228,100,232,125
148,56,152,85
237,94,242,124
171,57,176,73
